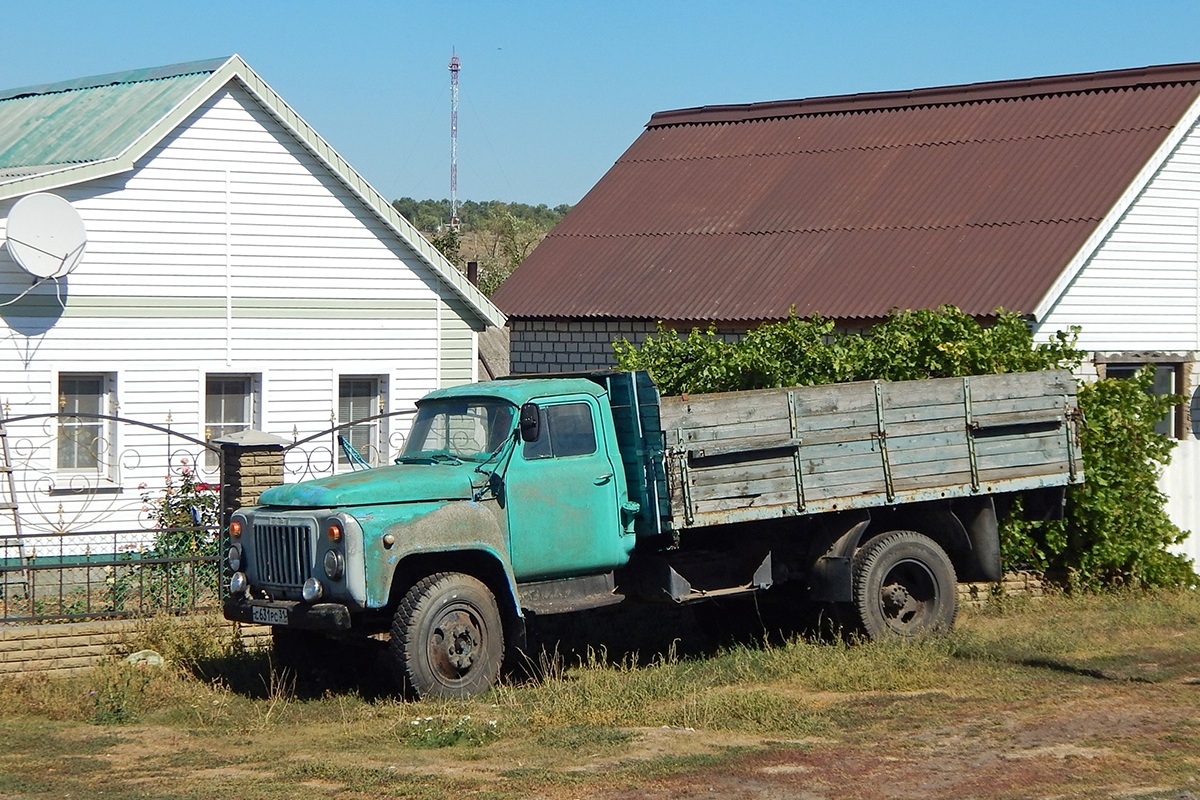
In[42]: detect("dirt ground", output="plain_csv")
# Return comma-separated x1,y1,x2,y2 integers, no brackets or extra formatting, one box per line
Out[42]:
78,674,1198,800
3,600,1198,800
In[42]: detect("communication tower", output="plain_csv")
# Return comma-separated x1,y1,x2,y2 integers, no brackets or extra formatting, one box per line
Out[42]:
449,52,461,229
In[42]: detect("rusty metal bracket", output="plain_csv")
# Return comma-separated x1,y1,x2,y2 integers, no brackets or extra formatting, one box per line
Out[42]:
787,390,806,512
873,381,895,502
964,376,980,491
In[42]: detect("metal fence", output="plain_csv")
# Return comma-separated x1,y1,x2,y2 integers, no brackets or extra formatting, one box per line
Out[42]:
0,526,221,623
0,408,422,624
282,409,417,481
0,411,222,624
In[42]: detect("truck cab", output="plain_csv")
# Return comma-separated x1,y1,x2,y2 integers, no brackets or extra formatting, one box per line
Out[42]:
223,375,643,697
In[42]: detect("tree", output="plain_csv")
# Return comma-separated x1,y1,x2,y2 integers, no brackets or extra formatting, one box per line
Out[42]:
391,197,571,295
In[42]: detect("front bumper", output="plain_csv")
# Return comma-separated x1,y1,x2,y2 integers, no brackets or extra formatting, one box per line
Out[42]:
224,596,353,633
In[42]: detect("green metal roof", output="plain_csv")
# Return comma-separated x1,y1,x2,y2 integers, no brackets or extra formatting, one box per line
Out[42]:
0,58,222,171
0,56,505,329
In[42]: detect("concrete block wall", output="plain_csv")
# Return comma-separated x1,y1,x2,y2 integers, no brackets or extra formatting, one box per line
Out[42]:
509,319,658,374
958,571,1046,607
509,319,749,374
0,618,271,676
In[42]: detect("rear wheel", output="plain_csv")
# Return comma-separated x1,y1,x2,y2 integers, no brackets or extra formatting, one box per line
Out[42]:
389,572,504,698
850,531,957,639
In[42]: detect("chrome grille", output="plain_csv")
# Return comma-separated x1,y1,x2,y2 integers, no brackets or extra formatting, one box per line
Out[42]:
252,521,314,588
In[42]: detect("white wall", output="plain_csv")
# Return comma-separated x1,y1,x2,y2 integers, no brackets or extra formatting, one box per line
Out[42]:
0,82,478,548
1036,112,1200,569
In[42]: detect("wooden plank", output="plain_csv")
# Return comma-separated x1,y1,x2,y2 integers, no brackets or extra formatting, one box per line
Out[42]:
792,410,882,434
891,470,977,493
669,417,794,447
661,371,1080,528
965,371,1077,399
661,388,793,425
797,426,880,447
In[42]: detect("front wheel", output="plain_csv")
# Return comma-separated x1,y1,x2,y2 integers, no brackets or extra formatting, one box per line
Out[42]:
389,572,504,699
850,531,957,639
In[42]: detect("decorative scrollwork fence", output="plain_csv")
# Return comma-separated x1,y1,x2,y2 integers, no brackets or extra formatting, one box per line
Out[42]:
280,409,418,481
1,407,422,624
0,412,222,623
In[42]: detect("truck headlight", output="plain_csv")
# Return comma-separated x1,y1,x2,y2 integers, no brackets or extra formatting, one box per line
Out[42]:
227,543,243,572
302,578,324,603
323,549,345,580
229,571,248,596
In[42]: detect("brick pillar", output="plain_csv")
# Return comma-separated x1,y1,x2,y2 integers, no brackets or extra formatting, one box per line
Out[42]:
214,430,289,524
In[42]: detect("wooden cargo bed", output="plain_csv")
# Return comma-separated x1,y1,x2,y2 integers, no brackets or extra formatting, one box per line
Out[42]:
659,371,1082,530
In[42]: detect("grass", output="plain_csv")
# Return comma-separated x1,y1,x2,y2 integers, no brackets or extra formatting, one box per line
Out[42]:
0,590,1197,798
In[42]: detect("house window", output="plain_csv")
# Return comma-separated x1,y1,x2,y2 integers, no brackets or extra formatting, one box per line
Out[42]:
57,373,113,472
338,376,384,467
1103,361,1185,438
523,402,597,460
206,374,258,441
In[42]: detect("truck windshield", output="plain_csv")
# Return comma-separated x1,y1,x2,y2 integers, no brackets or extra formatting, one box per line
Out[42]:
400,398,517,462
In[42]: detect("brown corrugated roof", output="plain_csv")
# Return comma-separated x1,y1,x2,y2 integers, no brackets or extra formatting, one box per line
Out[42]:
494,63,1200,323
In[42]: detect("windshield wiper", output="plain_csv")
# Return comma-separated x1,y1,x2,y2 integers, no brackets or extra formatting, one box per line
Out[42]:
394,452,462,465
472,431,519,501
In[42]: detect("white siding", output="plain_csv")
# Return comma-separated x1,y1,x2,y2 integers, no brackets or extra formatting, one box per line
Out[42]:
0,83,478,543
1035,113,1200,566
1038,118,1200,351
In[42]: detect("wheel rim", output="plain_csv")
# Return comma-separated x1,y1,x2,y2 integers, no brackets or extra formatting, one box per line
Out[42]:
876,557,938,634
428,605,486,683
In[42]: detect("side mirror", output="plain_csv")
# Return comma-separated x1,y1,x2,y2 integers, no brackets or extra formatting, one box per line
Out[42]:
519,403,541,442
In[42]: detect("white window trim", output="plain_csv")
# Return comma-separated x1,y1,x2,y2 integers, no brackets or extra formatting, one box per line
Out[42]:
337,374,388,469
53,369,119,483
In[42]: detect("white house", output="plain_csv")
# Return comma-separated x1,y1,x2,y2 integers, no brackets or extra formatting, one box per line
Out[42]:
0,56,503,552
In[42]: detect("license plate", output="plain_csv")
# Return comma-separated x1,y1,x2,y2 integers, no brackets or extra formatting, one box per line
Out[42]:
251,605,289,626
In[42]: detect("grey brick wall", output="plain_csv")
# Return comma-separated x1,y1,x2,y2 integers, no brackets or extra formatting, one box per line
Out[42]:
510,319,660,373
509,319,751,374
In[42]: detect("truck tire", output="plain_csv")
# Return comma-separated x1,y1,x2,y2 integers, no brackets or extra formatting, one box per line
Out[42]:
850,530,957,639
390,572,504,699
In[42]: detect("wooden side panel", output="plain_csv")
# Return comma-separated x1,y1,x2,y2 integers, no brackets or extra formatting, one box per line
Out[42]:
660,371,1080,529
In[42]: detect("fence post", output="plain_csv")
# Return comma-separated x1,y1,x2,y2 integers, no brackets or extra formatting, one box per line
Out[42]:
214,430,289,526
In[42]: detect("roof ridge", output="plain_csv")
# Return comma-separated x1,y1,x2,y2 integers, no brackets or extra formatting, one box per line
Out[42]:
620,123,1176,163
551,218,1103,237
0,57,230,103
649,62,1200,127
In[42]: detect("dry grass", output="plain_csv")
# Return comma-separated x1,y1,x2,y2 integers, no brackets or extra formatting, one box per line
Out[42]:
0,590,1196,798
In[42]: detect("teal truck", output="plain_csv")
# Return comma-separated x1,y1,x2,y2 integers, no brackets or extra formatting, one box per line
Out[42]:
223,369,1082,697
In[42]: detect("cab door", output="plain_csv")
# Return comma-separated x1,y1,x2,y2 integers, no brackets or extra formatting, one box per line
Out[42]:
504,397,625,581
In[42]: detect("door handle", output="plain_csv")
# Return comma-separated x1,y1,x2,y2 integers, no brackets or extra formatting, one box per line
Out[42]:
594,473,613,485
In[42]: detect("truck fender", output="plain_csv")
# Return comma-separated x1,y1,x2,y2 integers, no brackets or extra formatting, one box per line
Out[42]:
365,501,526,650
387,547,527,656
887,498,1002,583
805,498,1002,601
807,512,872,603
951,497,1003,583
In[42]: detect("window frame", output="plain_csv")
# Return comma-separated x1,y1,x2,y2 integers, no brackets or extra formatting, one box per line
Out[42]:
522,400,599,460
338,375,386,468
204,374,260,442
55,372,117,479
1096,353,1191,439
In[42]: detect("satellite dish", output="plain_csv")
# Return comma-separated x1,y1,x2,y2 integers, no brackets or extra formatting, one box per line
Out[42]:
4,193,87,280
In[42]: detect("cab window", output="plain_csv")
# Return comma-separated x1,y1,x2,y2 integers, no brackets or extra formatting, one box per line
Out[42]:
524,402,597,459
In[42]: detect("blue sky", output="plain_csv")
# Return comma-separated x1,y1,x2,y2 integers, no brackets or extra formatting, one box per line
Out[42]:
7,1,1200,207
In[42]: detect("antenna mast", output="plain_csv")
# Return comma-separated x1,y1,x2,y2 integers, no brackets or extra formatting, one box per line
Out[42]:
448,52,461,229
